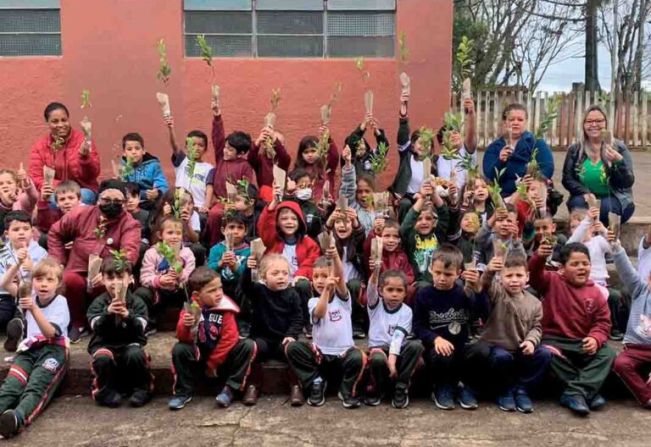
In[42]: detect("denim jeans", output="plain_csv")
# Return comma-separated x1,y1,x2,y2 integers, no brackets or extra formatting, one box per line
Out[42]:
566,194,635,225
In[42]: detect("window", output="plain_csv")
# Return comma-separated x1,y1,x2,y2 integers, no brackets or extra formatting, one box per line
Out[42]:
0,0,61,56
184,0,395,58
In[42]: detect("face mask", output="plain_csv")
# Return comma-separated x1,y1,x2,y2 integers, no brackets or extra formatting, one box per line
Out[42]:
296,188,312,201
99,202,124,219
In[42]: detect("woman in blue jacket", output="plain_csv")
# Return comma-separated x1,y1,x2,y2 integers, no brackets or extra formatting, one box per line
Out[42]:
483,104,554,196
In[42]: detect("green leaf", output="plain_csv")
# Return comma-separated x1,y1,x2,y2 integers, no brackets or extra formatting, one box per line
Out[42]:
417,126,436,159
535,94,560,139
398,31,409,64
156,241,183,274
80,89,91,109
369,142,390,174
456,36,474,82
156,38,172,85
196,35,213,67
109,249,130,273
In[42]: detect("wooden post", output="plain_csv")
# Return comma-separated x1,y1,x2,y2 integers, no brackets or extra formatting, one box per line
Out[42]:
632,91,639,147
641,91,648,149
575,90,584,141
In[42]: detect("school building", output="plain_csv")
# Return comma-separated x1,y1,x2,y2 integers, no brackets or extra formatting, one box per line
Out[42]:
0,0,452,187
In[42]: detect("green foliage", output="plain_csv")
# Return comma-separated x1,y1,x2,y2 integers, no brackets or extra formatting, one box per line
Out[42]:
172,187,183,219
456,36,474,81
109,249,130,273
196,35,213,67
156,38,172,85
80,89,91,109
355,57,370,82
317,129,330,163
444,111,463,132
458,153,479,182
526,148,540,179
156,241,183,274
398,31,409,65
489,168,506,208
535,95,561,139
369,142,389,174
185,137,197,184
120,157,134,181
417,127,436,159
52,136,65,150
270,88,281,111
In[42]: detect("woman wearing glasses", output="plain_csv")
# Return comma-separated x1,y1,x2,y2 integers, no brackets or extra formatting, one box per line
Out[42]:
47,179,141,342
562,105,635,225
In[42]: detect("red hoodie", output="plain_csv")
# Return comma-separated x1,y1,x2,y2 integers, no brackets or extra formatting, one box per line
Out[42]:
176,296,242,374
257,201,321,280
28,129,101,192
211,115,256,199
248,139,291,188
528,253,611,347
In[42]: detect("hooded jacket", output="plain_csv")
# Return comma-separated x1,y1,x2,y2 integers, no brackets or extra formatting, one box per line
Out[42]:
176,295,241,374
257,200,321,280
121,153,169,199
87,290,148,353
29,129,101,192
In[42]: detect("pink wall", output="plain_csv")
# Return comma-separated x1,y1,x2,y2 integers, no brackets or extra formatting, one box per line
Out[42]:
0,0,452,189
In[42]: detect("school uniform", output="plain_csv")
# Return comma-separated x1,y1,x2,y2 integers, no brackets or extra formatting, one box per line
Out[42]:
0,294,69,429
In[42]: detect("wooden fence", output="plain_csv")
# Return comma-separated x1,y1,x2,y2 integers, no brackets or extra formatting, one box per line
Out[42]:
452,89,651,150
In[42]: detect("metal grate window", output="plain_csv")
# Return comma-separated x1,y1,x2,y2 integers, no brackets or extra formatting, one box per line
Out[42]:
183,0,395,59
0,1,61,56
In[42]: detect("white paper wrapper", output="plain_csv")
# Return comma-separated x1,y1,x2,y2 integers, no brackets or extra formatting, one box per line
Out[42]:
364,90,374,116
400,72,411,96
250,238,266,261
156,92,171,117
608,212,621,237
422,157,432,182
80,117,92,140
211,84,220,104
317,231,334,253
43,166,55,184
373,192,389,215
272,165,286,201
320,104,331,126
225,182,237,202
462,78,472,101
110,160,121,179
264,112,276,129
601,129,613,146
88,254,102,280
371,237,383,266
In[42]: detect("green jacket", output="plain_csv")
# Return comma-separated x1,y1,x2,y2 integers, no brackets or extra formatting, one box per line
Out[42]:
400,205,450,282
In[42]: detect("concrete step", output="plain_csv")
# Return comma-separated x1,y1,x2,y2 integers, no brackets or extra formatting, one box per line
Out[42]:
0,333,631,400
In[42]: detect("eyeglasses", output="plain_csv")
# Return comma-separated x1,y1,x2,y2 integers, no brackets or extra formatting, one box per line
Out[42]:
98,198,125,205
585,119,606,127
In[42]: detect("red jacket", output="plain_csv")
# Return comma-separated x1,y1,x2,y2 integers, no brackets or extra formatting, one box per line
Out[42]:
294,138,339,201
176,296,241,374
29,129,101,192
48,206,141,274
211,115,256,199
363,230,416,302
529,253,611,347
257,201,320,280
248,139,291,188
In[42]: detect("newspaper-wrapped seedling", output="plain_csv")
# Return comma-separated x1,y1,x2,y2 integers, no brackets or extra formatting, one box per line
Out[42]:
211,84,220,105
601,129,613,147
322,180,330,203
462,78,472,102
373,192,389,217
417,127,435,160
183,301,202,332
225,181,238,203
250,238,266,282
156,92,171,118
608,212,621,239
87,254,102,291
400,72,411,98
224,231,235,252
463,260,476,287
262,112,277,158
371,237,383,267
492,239,509,259
586,194,598,209
489,168,506,210
369,142,389,175
317,231,334,254
157,241,183,275
422,157,432,183
80,117,92,141
364,90,374,116
336,196,349,223
43,166,55,185
80,89,91,109
272,165,286,202
156,38,172,85
320,104,331,126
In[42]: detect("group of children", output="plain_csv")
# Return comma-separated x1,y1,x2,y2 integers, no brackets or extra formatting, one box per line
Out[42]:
0,91,650,439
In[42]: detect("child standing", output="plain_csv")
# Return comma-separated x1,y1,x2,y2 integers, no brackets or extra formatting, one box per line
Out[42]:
169,267,256,410
0,259,69,439
139,216,196,326
164,115,214,212
0,211,48,351
529,242,615,416
466,254,551,413
286,254,366,409
413,244,484,410
120,132,169,211
610,236,651,408
241,254,304,405
366,269,424,409
87,257,152,408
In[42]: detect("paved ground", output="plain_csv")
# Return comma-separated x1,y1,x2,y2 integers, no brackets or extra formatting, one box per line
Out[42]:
9,396,651,447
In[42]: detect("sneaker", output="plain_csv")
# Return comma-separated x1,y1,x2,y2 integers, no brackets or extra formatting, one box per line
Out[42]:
69,326,88,344
3,318,24,352
643,398,651,410
129,389,152,407
168,395,192,410
609,329,624,341
497,389,516,412
242,384,259,406
0,410,20,439
589,393,607,411
560,393,590,416
215,386,234,408
97,390,122,408
391,386,409,409
144,324,158,337
338,392,361,409
431,385,456,410
290,385,305,407
514,387,533,414
352,324,366,339
458,385,478,410
364,390,382,407
304,325,313,339
307,378,326,407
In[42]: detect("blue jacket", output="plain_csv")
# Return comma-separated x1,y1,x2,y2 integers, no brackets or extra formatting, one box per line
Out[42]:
121,153,169,200
482,131,553,196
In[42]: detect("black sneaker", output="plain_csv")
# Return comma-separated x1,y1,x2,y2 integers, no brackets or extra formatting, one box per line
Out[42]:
391,386,409,409
307,378,326,407
0,410,20,439
364,390,382,407
338,392,361,409
69,326,88,344
144,324,158,337
352,324,366,340
129,389,152,407
3,318,24,352
97,390,122,408
609,329,624,341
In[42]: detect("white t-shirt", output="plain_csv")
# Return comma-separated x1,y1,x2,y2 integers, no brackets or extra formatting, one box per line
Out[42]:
437,144,478,190
407,154,425,194
190,210,201,232
282,243,298,278
567,217,611,283
308,291,354,356
173,154,214,208
367,283,412,355
638,237,651,281
341,246,361,282
25,294,70,340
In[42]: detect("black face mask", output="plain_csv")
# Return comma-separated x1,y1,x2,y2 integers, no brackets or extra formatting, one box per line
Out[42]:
99,203,124,219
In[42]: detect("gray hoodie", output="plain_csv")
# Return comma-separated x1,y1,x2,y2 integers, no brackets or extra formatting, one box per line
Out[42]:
613,246,651,346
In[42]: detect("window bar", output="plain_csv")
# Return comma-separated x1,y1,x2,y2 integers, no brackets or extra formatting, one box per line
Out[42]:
322,0,327,58
252,0,258,57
